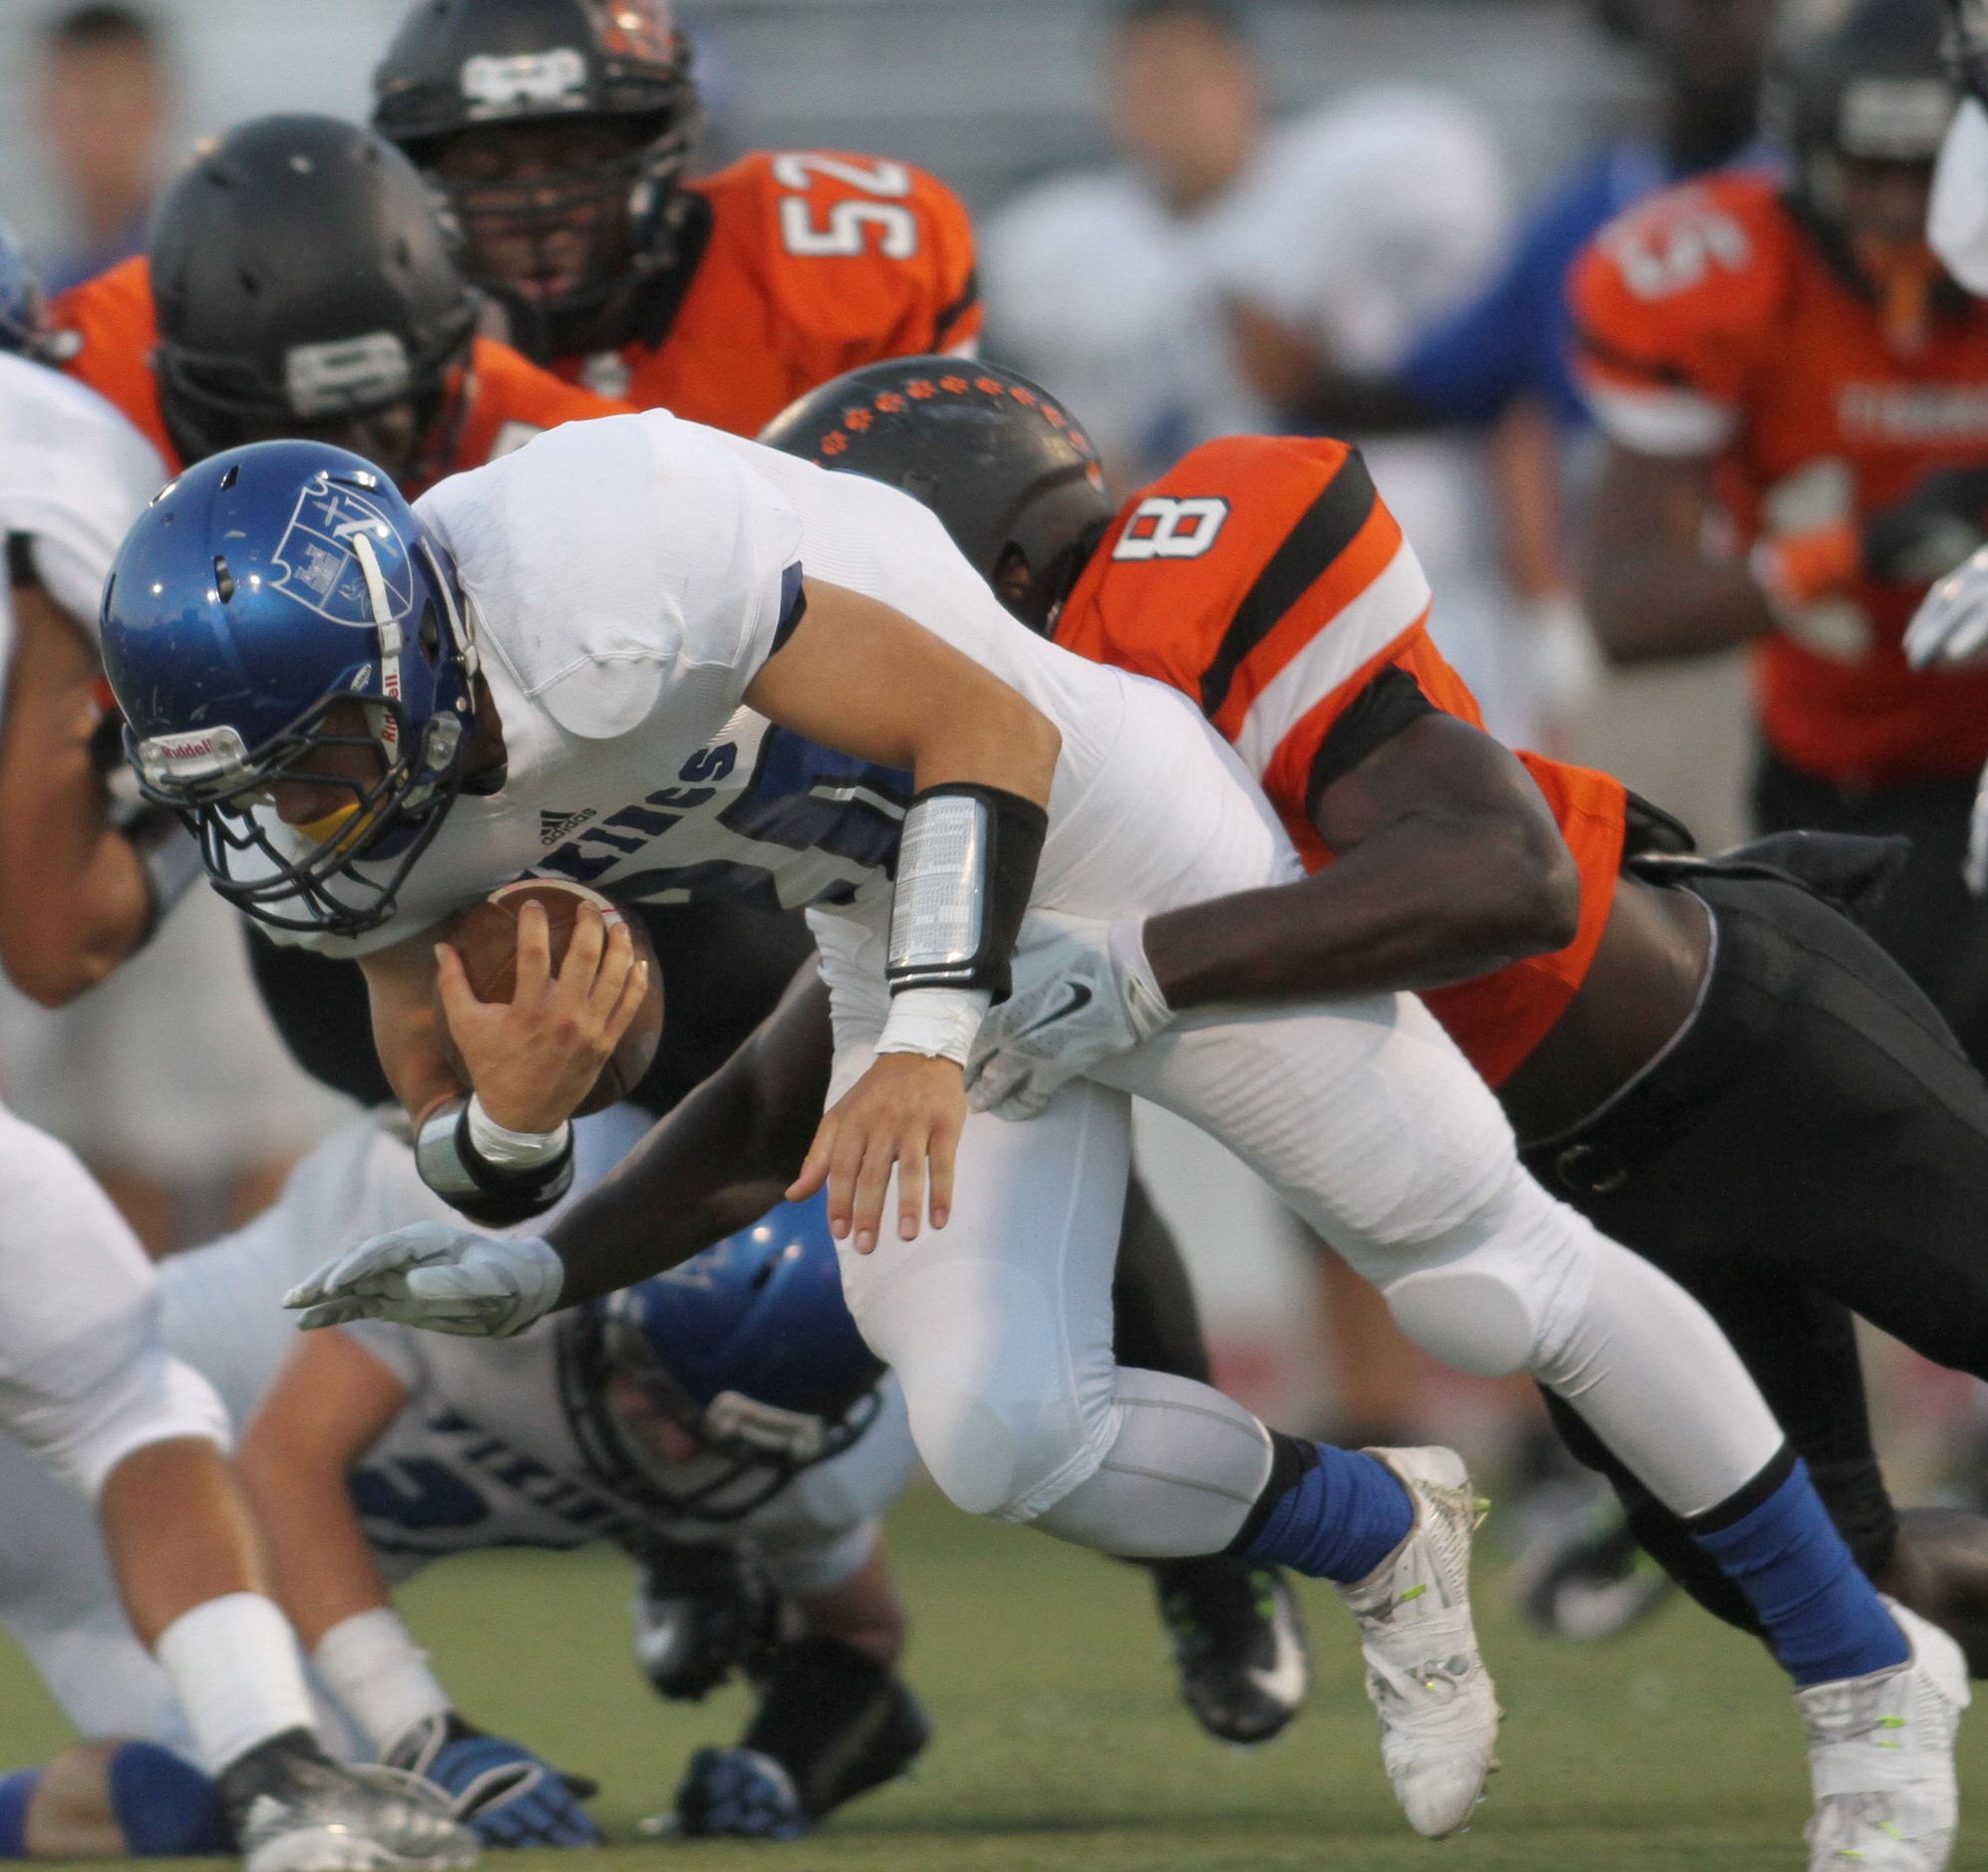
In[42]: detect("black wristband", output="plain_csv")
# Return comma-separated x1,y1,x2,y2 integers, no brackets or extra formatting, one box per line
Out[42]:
414,1096,576,1225
886,782,1048,1004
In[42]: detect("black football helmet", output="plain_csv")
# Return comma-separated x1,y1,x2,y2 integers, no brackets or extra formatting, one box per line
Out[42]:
150,115,478,477
1769,0,1955,201
373,0,699,351
758,359,1117,636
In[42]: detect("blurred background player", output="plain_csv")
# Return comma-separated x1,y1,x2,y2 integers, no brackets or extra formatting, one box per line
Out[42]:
1572,0,1988,1068
30,5,167,296
1244,0,1779,766
369,0,981,415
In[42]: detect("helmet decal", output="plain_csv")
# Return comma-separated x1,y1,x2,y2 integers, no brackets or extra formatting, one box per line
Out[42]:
272,473,419,630
460,47,589,115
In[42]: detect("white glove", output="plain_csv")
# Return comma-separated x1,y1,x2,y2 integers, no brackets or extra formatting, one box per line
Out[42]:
283,1225,564,1338
965,914,1172,1121
1904,540,1988,667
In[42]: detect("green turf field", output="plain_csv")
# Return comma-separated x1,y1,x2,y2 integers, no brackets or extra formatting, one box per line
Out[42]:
5,1482,1988,1869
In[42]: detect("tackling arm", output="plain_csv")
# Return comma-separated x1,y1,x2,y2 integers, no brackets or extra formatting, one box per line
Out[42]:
1582,445,1776,663
0,582,161,1005
284,961,834,1333
545,962,835,1307
1142,711,1580,1008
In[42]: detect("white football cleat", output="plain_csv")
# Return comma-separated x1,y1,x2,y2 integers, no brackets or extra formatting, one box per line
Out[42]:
1797,1600,1969,1872
1333,1445,1500,1838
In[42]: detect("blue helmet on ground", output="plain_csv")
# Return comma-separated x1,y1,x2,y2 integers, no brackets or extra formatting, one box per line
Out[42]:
99,439,480,938
567,1195,886,1521
0,219,45,357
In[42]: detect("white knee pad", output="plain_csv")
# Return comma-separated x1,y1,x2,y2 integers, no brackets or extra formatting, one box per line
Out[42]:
1029,1370,1274,1557
1377,1167,1592,1380
1379,1168,1783,1518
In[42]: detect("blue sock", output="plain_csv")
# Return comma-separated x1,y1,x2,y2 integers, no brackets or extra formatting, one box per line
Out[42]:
1243,1441,1414,1583
107,1742,228,1857
1690,1456,1908,1687
0,1769,39,1857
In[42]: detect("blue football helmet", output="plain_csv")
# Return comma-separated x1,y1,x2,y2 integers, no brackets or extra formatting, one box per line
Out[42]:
567,1195,886,1521
0,218,45,357
99,439,480,938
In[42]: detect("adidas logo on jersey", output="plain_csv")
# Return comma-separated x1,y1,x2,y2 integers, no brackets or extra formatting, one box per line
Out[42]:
539,807,596,845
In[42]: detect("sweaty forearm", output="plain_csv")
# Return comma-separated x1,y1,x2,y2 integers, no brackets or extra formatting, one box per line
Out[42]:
544,969,835,1306
1144,811,1578,1011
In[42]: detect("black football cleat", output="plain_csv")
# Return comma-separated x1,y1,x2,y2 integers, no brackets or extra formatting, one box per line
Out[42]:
1150,1553,1310,1745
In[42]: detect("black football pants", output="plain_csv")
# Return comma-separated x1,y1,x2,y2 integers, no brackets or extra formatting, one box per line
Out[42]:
1521,870,1988,1635
1756,751,1988,1072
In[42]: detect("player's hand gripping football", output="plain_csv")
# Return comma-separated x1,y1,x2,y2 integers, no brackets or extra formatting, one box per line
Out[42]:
283,1223,562,1338
966,913,1173,1121
788,1054,965,1253
436,898,649,1132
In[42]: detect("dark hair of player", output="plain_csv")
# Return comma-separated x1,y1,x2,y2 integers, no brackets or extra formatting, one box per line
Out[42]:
41,3,158,54
1114,0,1245,38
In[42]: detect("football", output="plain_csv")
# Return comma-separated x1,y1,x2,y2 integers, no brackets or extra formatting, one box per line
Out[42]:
434,879,664,1115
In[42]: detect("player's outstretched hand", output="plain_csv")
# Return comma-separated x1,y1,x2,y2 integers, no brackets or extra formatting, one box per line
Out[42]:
389,1714,601,1848
436,899,649,1132
787,1054,963,1253
283,1224,563,1338
1905,539,1988,667
967,914,1172,1121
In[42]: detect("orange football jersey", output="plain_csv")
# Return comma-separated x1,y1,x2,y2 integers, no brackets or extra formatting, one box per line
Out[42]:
1055,434,1627,1088
551,150,981,436
1571,171,1988,788
48,256,629,495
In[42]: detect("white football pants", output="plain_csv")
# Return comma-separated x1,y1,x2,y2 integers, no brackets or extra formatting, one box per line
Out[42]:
813,682,1783,1558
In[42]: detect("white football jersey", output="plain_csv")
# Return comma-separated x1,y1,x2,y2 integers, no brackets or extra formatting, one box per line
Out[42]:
341,1313,912,1598
0,352,164,713
278,409,1285,956
172,1106,912,1594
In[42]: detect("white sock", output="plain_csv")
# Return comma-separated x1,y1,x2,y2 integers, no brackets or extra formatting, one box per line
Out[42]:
153,1592,319,1776
312,1608,451,1756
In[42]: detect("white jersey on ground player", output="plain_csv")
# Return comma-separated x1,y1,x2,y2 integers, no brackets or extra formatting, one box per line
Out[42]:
0,1113,910,1763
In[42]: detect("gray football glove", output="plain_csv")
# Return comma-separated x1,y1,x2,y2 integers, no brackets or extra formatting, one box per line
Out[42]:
966,913,1172,1120
283,1224,563,1338
1905,538,1988,666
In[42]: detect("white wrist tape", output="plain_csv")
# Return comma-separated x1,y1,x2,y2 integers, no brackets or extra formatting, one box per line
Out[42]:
312,1607,451,1756
466,1094,571,1169
873,985,991,1067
